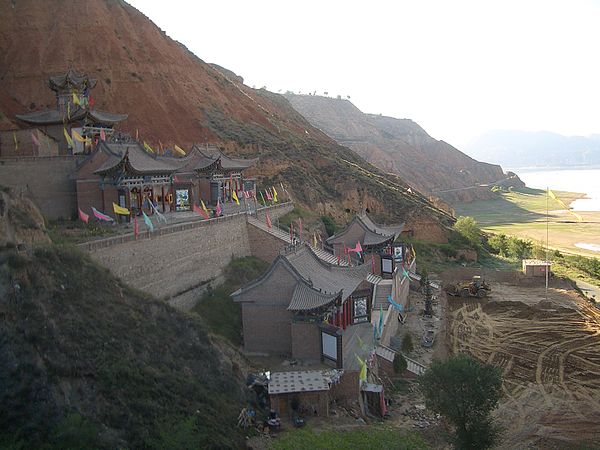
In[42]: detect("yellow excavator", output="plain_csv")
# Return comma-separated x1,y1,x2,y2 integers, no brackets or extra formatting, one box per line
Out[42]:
445,276,491,298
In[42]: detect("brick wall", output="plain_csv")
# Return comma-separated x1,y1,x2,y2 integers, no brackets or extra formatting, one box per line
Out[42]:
330,370,360,406
238,263,296,355
0,156,80,219
247,224,286,263
291,322,321,361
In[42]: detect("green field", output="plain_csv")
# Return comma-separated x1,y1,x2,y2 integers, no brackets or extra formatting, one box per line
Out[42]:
454,188,600,258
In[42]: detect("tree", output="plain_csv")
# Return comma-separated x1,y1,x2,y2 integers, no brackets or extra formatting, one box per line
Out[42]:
506,236,532,259
453,216,481,249
418,354,502,449
401,332,414,354
487,233,508,256
393,352,408,374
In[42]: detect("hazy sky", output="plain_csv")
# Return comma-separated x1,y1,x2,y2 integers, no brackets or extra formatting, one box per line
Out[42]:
128,0,600,148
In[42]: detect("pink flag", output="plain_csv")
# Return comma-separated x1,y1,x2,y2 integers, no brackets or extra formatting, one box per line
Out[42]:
100,129,106,141
216,198,222,216
348,242,363,254
91,206,113,222
265,189,272,200
193,204,209,219
134,214,139,238
266,211,273,229
78,208,89,223
31,132,40,148
297,218,303,241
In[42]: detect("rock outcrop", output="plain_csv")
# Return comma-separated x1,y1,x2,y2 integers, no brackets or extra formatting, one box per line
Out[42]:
285,94,523,203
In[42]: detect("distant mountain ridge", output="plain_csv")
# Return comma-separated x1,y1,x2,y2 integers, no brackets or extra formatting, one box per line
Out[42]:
465,130,600,168
284,94,521,203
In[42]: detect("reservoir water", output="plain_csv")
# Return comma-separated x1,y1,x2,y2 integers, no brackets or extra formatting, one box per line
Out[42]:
511,167,600,212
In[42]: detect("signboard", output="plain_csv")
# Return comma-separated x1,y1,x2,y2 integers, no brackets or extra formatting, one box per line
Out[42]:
175,189,190,211
321,332,338,360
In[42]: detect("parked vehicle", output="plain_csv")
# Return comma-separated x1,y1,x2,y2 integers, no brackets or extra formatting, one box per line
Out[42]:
421,329,435,348
445,276,491,298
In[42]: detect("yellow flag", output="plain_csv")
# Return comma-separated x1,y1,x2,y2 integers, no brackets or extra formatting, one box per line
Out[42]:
112,202,130,215
313,232,318,248
12,131,18,151
232,189,240,205
143,141,155,153
201,200,209,215
272,186,278,203
174,145,186,156
72,92,80,106
63,128,74,148
356,354,367,382
72,129,86,142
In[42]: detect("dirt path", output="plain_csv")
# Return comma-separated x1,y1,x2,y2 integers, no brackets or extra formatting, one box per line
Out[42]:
446,277,600,448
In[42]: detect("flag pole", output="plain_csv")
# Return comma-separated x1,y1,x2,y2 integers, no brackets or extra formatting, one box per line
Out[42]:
546,186,549,302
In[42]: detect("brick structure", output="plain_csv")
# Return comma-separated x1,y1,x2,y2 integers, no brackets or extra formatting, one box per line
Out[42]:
232,244,374,366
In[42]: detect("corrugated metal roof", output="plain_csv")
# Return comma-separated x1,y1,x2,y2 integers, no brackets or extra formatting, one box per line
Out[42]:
268,370,331,395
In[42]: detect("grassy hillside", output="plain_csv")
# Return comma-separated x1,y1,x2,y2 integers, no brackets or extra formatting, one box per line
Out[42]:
0,244,246,449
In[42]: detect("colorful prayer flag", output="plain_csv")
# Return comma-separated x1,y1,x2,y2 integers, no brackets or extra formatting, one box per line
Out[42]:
265,189,272,201
91,207,113,222
266,211,273,229
356,354,367,382
259,191,266,205
134,214,139,238
63,128,74,148
272,186,278,203
232,189,240,205
31,131,40,148
78,208,89,223
201,200,209,215
193,203,209,219
297,218,302,241
100,128,106,142
143,141,155,153
387,294,404,312
113,202,130,215
149,201,167,223
216,198,222,216
378,305,384,339
313,232,318,248
173,145,186,156
142,211,154,232
12,131,18,151
72,92,80,105
72,129,87,143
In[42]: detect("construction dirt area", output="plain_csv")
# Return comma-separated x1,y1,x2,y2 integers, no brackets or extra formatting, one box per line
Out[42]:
440,267,600,449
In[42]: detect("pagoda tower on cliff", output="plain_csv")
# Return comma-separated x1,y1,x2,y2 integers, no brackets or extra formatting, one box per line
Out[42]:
16,69,127,154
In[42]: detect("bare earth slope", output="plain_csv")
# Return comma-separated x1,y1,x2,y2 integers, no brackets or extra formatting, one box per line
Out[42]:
0,0,452,237
285,94,522,203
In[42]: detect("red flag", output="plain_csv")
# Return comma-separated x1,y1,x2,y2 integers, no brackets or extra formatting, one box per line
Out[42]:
193,204,209,219
134,214,139,238
88,95,95,108
78,208,89,223
266,211,273,229
100,129,106,141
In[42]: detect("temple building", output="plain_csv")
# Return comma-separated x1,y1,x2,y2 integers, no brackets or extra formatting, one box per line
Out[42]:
13,69,127,156
232,244,373,368
75,139,258,217
326,213,406,278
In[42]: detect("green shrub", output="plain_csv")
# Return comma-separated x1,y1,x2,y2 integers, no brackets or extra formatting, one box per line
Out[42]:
401,333,414,354
321,215,338,237
393,352,408,374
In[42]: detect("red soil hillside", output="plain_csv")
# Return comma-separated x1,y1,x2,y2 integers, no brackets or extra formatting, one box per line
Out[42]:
0,0,454,237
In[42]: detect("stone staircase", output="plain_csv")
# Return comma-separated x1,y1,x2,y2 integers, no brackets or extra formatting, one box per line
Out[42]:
246,216,347,266
373,281,393,309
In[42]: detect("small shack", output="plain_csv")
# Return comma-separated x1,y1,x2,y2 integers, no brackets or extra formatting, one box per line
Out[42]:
522,259,552,277
268,370,332,418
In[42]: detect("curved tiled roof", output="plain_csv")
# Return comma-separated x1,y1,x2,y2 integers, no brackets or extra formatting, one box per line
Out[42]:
48,69,97,91
232,245,370,311
326,213,404,246
191,144,258,171
94,142,179,175
16,107,127,125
